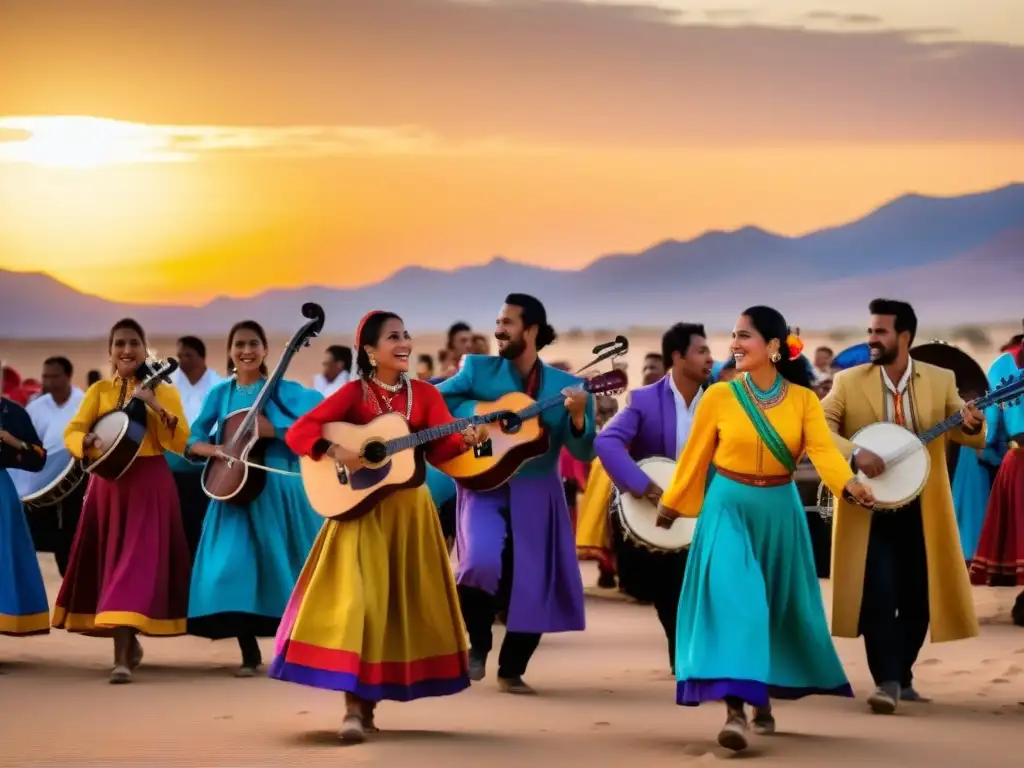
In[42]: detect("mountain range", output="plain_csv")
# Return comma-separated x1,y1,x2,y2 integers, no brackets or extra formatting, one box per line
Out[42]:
2,183,1022,339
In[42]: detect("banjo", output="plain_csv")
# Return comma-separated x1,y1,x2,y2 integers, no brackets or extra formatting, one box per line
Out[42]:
851,372,1024,509
614,456,696,552
83,356,179,481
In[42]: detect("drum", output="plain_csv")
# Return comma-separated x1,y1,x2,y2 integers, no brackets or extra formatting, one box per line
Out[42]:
614,456,696,552
850,421,930,509
9,448,86,511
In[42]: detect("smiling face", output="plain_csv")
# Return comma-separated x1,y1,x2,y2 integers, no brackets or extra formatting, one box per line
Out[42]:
495,304,531,360
110,328,146,378
367,317,412,375
867,314,902,366
230,327,267,377
730,314,772,372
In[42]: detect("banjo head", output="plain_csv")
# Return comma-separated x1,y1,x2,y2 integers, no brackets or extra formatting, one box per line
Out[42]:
616,456,695,552
91,411,131,452
850,422,930,510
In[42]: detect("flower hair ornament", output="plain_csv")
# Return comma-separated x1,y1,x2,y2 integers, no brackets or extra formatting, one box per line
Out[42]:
787,332,804,360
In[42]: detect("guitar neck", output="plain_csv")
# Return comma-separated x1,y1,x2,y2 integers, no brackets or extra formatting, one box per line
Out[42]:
385,412,502,454
518,383,591,421
917,389,998,446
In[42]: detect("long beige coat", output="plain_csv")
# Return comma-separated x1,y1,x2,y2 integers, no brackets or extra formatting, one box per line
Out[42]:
821,361,983,643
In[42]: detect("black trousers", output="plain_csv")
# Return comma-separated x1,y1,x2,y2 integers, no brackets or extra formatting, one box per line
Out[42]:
858,500,930,688
25,480,87,577
458,506,541,679
173,470,210,562
609,506,687,668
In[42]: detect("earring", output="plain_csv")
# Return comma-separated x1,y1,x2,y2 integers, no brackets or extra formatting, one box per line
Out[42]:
770,350,781,363
369,353,377,369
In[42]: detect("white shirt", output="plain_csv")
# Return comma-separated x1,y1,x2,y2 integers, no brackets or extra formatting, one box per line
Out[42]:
668,375,704,459
314,371,350,398
170,367,224,425
26,388,85,454
880,359,916,432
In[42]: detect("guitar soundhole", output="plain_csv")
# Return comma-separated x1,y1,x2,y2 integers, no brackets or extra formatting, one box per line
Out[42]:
499,413,522,435
363,440,387,465
474,439,494,459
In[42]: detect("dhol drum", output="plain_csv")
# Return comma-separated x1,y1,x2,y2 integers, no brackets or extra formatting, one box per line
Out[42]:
9,447,86,511
614,456,696,552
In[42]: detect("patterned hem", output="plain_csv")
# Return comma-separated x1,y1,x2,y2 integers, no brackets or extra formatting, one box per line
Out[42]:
676,678,855,708
269,640,470,702
51,607,187,636
0,611,51,636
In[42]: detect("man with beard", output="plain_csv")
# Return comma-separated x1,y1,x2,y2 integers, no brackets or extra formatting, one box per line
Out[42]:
595,323,713,672
20,357,85,575
438,294,595,694
823,299,985,714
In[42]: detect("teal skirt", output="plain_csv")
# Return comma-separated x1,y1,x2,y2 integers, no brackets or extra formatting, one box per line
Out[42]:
675,473,853,707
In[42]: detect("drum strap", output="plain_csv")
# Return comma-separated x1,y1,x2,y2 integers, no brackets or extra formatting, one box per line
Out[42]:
729,380,797,473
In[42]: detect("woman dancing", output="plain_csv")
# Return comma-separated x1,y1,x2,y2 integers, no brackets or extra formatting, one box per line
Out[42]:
185,320,323,676
1,397,50,642
53,318,192,683
270,310,486,743
656,306,875,752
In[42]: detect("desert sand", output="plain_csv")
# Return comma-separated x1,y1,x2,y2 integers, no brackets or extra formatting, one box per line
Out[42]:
0,557,1022,767
1,322,1017,391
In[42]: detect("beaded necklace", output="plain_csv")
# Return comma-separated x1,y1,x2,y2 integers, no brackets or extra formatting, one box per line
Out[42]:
363,373,413,421
742,372,788,409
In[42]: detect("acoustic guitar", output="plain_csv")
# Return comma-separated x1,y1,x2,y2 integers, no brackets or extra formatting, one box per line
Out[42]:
201,303,326,505
435,369,627,492
301,407,511,521
83,357,179,481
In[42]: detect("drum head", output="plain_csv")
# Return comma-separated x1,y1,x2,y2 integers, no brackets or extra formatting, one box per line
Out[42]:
911,341,989,397
618,457,695,551
9,448,73,499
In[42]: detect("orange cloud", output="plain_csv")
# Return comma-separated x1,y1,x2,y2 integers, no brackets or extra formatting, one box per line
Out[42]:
1,0,1022,144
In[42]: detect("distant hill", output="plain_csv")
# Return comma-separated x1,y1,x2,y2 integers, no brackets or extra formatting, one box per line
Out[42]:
2,183,1021,338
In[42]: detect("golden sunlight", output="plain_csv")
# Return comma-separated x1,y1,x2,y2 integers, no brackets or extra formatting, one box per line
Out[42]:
0,116,189,168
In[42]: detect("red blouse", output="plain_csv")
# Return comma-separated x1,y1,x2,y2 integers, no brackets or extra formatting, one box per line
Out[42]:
285,378,470,467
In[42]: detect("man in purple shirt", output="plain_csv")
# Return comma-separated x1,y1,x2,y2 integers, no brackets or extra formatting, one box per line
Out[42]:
595,323,714,672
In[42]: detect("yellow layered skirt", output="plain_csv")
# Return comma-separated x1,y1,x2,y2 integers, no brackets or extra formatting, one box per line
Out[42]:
268,485,470,701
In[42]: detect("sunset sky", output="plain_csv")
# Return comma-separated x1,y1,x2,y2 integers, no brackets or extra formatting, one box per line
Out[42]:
1,0,1022,305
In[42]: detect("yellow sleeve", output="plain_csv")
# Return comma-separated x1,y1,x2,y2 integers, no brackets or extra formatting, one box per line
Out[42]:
152,384,191,455
64,383,103,459
802,389,855,496
820,372,856,458
942,369,986,448
660,387,720,517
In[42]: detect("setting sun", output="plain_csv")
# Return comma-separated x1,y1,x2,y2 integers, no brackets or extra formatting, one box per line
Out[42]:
0,116,187,168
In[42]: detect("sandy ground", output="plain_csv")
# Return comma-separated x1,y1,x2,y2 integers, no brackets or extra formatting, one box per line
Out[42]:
1,557,1022,767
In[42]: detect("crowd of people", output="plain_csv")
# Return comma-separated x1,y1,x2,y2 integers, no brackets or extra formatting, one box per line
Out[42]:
1,297,1021,754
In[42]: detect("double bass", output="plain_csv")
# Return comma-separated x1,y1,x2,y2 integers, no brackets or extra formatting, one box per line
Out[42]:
200,303,326,505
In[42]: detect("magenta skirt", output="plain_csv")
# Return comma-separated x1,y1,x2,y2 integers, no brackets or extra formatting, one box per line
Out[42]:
52,455,191,636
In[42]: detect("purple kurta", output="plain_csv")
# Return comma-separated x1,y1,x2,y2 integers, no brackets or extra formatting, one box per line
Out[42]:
453,473,586,634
